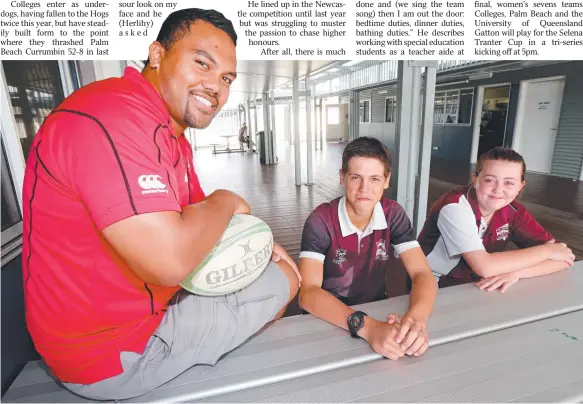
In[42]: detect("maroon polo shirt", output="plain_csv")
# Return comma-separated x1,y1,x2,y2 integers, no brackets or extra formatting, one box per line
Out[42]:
300,196,419,306
418,185,554,288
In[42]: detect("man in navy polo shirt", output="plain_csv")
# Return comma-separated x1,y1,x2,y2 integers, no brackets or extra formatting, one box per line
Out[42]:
418,147,575,291
299,137,437,361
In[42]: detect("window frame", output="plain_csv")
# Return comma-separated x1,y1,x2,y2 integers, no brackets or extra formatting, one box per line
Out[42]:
0,60,79,260
359,99,371,123
1,135,23,250
384,96,397,123
433,87,474,126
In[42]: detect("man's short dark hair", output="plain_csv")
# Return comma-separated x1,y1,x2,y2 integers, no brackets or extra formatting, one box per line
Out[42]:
341,137,392,177
475,146,526,181
145,8,237,65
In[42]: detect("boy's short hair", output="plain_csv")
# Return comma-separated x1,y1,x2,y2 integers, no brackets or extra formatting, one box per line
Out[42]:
475,147,526,181
341,137,392,177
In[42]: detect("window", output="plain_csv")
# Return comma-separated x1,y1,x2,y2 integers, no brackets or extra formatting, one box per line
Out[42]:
458,89,474,124
445,91,459,123
327,106,339,124
433,88,474,125
359,100,370,123
1,136,23,247
3,61,65,160
433,92,446,124
385,97,397,123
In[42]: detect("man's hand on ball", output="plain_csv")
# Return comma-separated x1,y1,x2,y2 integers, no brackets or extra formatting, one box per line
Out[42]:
271,242,302,285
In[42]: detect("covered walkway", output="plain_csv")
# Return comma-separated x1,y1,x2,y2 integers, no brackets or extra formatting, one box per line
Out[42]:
192,142,583,316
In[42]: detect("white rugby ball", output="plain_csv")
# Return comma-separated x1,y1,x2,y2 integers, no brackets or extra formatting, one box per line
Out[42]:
181,214,274,296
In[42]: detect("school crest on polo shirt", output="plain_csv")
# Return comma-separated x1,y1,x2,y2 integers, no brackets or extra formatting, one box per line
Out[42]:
332,248,347,267
496,223,509,241
375,239,388,261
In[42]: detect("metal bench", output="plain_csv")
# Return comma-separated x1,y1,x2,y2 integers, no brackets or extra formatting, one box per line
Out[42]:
4,264,583,403
211,135,245,155
213,310,583,403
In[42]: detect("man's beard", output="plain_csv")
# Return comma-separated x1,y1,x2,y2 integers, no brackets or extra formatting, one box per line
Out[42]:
184,98,214,129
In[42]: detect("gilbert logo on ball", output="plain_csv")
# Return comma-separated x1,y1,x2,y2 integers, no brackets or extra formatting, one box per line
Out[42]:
181,214,274,296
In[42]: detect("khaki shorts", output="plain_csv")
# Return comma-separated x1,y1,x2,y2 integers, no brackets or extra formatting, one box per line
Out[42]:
64,262,290,401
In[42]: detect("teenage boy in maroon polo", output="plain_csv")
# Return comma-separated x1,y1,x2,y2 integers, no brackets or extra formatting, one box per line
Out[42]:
418,147,575,291
21,9,300,401
299,137,437,361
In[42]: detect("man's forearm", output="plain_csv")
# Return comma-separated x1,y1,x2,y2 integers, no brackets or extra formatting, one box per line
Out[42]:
176,191,236,277
406,271,437,322
514,259,570,279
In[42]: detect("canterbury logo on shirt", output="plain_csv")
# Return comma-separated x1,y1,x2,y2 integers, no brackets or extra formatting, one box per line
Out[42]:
138,174,169,195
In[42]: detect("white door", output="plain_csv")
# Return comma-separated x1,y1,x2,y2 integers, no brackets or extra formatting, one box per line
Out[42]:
514,78,565,174
325,105,342,141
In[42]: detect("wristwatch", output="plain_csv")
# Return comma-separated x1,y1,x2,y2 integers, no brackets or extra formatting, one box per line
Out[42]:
347,311,367,338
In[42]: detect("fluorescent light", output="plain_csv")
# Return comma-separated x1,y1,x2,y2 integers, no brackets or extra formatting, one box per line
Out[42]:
378,90,388,94
468,72,493,80
327,67,340,72
436,79,469,86
343,60,362,67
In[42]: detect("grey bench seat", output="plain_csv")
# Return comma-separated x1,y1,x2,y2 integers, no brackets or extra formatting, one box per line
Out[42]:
4,263,583,403
206,310,583,403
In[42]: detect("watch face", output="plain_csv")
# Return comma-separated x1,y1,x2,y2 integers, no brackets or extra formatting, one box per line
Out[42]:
349,312,364,330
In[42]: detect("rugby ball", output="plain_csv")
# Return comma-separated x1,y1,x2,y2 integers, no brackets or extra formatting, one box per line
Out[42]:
181,214,274,296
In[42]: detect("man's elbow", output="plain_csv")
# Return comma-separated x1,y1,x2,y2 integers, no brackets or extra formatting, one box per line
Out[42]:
141,266,187,288
161,244,215,287
154,269,187,288
152,241,235,287
133,256,192,288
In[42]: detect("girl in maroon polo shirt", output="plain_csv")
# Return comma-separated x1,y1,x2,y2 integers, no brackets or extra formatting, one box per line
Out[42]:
418,147,575,291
